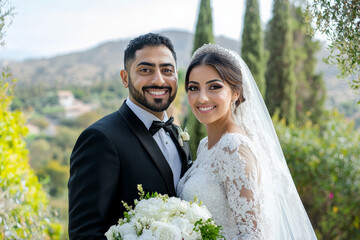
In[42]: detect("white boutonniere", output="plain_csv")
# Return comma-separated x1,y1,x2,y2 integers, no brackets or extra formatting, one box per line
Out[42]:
177,127,190,147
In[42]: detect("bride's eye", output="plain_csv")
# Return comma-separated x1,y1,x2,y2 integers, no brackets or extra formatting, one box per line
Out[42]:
187,85,199,92
209,84,222,90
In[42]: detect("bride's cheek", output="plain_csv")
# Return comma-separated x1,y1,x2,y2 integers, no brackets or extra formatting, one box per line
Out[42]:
187,94,195,106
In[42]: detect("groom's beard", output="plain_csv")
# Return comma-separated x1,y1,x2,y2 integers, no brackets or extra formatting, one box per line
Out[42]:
128,76,176,112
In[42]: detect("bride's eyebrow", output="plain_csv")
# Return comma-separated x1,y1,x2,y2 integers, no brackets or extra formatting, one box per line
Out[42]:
188,81,199,85
188,79,223,85
206,79,223,84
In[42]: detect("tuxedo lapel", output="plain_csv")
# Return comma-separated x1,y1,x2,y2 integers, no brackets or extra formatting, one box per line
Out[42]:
170,125,192,176
117,103,176,196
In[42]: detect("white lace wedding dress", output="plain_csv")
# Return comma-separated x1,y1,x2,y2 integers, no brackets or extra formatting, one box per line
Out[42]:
177,43,317,240
177,133,264,240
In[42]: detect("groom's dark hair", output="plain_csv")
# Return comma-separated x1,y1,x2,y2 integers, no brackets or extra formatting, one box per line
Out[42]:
124,33,177,71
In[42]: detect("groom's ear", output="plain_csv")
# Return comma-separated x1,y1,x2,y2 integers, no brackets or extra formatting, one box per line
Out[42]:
120,70,129,88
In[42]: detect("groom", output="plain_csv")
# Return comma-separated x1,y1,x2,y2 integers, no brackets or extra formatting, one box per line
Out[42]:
68,33,192,239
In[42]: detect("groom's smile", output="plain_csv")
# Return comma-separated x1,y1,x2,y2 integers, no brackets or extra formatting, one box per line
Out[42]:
143,86,172,99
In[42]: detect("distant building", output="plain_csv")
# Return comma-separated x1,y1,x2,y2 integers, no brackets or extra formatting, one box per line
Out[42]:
57,90,93,119
58,90,75,107
26,123,40,135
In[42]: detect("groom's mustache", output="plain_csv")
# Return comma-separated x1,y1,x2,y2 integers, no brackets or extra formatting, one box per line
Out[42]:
142,86,172,94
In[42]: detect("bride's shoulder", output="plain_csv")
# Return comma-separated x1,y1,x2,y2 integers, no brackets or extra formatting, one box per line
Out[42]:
219,132,253,149
198,136,208,147
217,133,259,168
197,136,208,151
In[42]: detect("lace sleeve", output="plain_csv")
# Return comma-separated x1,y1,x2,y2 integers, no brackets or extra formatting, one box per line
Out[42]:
216,138,264,239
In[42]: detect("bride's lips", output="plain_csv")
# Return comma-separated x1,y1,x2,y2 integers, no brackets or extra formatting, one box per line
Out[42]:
197,105,216,113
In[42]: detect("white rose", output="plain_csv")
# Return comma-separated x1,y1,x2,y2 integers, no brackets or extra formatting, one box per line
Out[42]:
151,221,182,240
105,224,136,240
123,234,138,240
138,229,156,240
170,217,201,240
118,222,137,236
183,231,201,240
104,225,117,240
164,197,188,217
184,204,211,224
135,198,164,219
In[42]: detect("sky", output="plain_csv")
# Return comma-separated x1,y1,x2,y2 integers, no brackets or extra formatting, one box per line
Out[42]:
1,0,273,61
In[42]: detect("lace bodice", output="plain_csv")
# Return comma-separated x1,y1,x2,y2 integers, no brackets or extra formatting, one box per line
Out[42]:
177,133,264,240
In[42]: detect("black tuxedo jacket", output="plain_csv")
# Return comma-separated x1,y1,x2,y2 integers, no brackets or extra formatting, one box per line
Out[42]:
68,102,192,239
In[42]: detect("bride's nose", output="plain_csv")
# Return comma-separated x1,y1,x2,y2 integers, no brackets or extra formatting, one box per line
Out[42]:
198,89,209,103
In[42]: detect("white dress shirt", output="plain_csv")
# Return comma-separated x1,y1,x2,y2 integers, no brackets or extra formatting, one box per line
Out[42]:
125,98,182,188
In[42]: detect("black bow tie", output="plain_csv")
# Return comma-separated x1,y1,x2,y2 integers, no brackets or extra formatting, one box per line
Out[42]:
149,116,174,136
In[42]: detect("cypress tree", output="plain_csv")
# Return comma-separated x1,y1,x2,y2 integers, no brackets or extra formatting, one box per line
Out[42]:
292,5,326,124
186,0,214,158
265,0,296,124
192,0,215,53
241,0,266,97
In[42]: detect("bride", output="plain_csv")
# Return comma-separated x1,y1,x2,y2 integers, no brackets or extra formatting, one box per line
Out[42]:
177,44,317,239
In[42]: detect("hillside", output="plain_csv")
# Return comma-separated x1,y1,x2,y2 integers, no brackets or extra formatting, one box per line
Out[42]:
1,29,358,108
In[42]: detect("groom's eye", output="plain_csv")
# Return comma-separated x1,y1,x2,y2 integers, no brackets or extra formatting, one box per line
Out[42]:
138,67,152,75
162,68,174,75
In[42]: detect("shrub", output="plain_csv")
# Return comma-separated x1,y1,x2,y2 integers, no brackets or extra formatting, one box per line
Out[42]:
0,73,62,239
274,110,360,239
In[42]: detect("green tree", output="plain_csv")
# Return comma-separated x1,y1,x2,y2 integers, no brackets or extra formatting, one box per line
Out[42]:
265,0,296,124
0,73,62,239
292,5,326,124
0,0,13,47
241,0,267,97
0,3,62,237
192,0,215,53
186,0,214,158
29,138,52,169
37,160,69,197
305,0,360,101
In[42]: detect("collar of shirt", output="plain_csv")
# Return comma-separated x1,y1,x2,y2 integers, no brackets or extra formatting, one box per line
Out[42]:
125,97,169,130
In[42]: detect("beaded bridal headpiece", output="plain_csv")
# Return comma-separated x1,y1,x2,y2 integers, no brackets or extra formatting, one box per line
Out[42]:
191,43,242,71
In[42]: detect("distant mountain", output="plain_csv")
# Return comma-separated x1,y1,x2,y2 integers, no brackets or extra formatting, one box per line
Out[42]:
0,29,357,106
0,30,238,87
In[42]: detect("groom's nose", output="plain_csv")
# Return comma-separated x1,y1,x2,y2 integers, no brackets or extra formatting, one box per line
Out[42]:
151,68,166,86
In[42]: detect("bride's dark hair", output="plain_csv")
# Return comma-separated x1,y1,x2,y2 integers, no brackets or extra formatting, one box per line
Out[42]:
185,50,246,106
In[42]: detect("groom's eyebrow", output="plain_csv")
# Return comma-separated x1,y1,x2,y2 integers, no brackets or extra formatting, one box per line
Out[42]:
136,62,175,68
160,63,175,68
137,62,155,67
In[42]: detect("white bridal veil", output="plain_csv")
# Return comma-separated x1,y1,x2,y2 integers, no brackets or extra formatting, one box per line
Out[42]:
192,44,317,239
231,49,317,239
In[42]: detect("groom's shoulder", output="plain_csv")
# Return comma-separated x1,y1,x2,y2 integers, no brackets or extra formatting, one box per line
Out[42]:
88,110,123,131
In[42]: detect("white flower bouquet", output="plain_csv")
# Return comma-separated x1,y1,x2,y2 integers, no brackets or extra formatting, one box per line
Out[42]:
105,185,224,240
